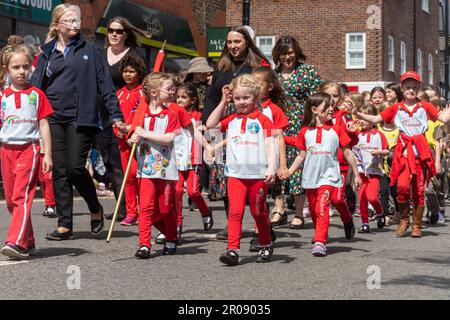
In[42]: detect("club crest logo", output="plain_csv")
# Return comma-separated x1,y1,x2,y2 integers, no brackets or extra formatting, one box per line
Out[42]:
247,122,260,134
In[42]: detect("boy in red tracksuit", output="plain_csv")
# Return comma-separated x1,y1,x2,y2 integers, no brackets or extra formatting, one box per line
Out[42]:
354,71,450,238
352,104,390,233
0,45,53,258
114,53,146,226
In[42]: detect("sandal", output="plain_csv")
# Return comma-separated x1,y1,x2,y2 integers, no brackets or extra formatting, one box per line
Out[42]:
270,211,287,226
289,216,305,229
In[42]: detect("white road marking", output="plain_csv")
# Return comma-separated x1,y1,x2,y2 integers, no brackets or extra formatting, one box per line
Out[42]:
0,260,30,267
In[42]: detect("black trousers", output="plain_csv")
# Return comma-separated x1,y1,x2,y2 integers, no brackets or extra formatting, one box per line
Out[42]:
49,119,101,229
97,126,126,216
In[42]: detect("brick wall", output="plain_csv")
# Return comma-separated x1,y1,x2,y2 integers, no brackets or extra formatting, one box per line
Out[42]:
226,0,440,86
382,0,440,85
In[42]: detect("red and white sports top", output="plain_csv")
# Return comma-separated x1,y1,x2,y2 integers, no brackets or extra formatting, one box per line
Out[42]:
353,128,388,176
136,107,181,180
296,123,350,188
0,85,53,145
380,101,439,156
220,110,274,179
117,85,144,124
262,99,289,170
176,110,203,170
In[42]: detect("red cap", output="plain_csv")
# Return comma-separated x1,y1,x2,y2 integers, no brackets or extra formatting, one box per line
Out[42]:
400,71,421,83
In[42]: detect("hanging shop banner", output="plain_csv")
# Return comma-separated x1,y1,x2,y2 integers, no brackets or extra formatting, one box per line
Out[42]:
207,27,228,58
0,0,63,24
97,0,198,57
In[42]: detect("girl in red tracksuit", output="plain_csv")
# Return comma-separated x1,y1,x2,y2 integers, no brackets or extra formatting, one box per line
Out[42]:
114,53,146,226
128,72,181,259
206,74,276,266
0,45,53,258
174,82,213,233
282,92,361,257
320,81,358,238
354,71,450,238
352,104,389,233
39,138,56,218
251,67,289,228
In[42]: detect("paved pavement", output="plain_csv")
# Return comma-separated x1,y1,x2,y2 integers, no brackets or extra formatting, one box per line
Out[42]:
1,195,450,300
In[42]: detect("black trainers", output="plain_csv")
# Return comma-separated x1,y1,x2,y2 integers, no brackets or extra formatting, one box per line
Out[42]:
203,210,214,231
135,246,151,259
358,224,370,233
216,227,228,240
376,214,386,229
155,232,166,245
43,206,57,218
344,219,355,240
219,249,239,266
162,241,177,255
256,246,273,263
249,234,259,252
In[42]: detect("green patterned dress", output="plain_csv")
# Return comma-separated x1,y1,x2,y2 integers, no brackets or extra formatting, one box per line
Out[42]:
277,63,321,195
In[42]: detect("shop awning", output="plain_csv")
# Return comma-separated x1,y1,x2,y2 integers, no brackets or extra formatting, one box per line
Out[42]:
0,0,63,24
97,0,198,57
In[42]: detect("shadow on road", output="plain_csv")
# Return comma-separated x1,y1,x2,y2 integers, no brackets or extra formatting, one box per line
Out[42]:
29,247,90,259
71,231,138,240
383,275,450,290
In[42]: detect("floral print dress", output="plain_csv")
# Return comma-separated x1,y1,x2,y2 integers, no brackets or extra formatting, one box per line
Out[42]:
278,63,321,195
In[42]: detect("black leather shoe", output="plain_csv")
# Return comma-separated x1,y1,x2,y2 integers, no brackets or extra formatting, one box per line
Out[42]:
91,204,104,235
162,241,177,255
104,212,126,222
135,246,151,259
45,229,74,241
203,209,214,231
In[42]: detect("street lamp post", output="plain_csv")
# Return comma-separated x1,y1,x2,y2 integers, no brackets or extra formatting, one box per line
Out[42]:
243,0,250,26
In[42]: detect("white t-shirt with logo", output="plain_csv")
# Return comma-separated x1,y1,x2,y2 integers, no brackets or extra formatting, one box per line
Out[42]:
380,101,439,156
0,85,53,145
220,110,274,179
353,128,389,176
136,108,181,181
296,124,351,189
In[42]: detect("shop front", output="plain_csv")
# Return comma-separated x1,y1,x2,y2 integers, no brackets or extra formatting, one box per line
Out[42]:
0,0,63,46
97,0,198,72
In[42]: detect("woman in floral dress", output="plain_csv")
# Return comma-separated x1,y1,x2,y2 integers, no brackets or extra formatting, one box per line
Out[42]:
271,35,322,228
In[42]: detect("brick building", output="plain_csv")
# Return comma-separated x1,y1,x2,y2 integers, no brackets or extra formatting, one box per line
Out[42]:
226,0,440,92
0,0,226,69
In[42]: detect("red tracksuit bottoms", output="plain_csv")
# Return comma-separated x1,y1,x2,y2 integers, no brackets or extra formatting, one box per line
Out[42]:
1,143,40,249
227,177,272,250
119,148,138,219
175,169,209,226
331,169,352,224
358,174,383,224
38,153,55,207
396,157,426,207
138,178,177,248
306,185,334,244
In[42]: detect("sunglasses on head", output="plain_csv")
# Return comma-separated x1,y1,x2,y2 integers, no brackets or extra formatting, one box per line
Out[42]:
108,28,125,35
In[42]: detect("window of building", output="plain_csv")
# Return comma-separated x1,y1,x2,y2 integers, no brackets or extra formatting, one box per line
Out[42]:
388,36,395,72
346,32,366,69
400,41,407,74
428,53,433,84
256,36,276,64
417,49,423,79
422,0,429,13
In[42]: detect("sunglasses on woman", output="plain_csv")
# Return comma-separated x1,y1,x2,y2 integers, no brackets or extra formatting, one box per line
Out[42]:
108,28,126,35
